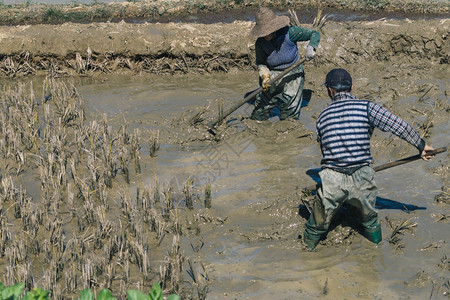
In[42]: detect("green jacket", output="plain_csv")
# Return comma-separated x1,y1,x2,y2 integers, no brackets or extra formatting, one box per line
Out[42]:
255,25,321,66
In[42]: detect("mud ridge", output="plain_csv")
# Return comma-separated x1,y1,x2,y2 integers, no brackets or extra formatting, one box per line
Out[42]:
0,18,448,78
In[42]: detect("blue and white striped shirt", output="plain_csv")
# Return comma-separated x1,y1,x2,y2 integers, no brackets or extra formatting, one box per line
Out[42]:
317,92,425,173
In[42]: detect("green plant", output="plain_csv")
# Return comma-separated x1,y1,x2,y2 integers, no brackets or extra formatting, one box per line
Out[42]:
23,287,51,300
43,6,65,22
0,283,25,300
0,283,179,300
127,283,180,300
0,283,50,300
92,7,111,19
78,288,116,300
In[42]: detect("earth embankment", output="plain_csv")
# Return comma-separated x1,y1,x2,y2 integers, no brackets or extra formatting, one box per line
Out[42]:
0,18,448,77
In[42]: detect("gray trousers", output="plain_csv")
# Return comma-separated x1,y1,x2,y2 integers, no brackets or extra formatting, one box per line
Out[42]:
250,65,304,121
304,166,379,241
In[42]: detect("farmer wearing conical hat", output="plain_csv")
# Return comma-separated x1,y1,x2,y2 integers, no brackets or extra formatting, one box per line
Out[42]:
249,7,320,121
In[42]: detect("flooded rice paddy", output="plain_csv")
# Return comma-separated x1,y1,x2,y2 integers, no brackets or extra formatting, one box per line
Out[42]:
76,69,448,299
0,14,448,300
1,64,443,298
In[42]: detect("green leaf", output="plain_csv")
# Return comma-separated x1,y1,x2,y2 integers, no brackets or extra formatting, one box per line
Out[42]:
78,289,94,300
97,289,116,300
167,295,181,300
126,290,149,300
148,283,162,300
23,287,51,300
1,283,25,300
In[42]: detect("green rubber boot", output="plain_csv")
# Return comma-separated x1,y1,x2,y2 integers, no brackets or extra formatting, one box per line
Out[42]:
362,224,382,244
303,235,320,251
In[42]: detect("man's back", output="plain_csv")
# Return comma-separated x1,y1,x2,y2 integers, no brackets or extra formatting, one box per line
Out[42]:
316,92,373,172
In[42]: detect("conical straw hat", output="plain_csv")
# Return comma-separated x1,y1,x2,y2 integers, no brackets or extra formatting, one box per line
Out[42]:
250,7,290,38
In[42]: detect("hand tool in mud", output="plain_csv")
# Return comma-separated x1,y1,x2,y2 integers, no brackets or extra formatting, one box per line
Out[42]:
207,57,308,136
301,147,447,194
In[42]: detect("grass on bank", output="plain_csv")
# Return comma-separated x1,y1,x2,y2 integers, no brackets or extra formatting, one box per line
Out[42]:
0,0,448,25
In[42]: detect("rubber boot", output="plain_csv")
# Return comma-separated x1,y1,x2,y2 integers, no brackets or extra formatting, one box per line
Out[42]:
303,204,326,251
303,234,320,251
362,223,382,244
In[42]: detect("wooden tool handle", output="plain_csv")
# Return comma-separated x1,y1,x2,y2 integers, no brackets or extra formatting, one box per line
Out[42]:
302,146,447,193
207,57,307,131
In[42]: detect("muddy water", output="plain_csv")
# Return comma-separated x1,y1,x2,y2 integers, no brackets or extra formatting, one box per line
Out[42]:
74,64,448,299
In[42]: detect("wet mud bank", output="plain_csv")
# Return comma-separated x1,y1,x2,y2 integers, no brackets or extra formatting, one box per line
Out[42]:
0,18,448,77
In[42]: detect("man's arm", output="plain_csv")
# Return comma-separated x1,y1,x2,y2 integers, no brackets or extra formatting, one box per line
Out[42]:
368,102,434,160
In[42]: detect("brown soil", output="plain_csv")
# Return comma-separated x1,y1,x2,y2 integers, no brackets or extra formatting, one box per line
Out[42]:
0,17,448,78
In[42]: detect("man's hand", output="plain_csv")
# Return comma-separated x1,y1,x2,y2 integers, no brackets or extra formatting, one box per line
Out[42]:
306,45,316,61
421,144,435,161
261,73,271,91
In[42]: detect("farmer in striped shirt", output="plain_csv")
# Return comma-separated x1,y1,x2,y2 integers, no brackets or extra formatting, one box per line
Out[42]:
302,68,434,251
